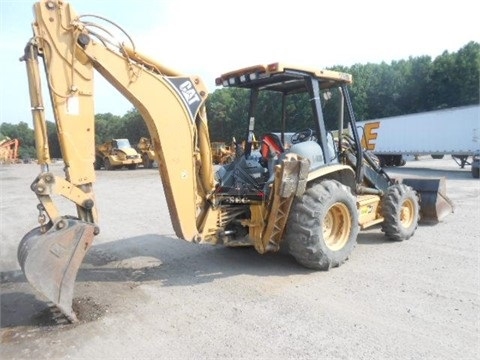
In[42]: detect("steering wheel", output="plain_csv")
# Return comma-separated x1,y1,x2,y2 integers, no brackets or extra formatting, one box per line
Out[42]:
291,128,315,144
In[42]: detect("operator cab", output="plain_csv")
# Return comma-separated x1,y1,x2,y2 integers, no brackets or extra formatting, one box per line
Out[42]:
213,63,359,205
113,138,132,150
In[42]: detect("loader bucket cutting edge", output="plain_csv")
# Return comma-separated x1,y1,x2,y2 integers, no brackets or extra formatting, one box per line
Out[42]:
396,177,454,223
17,218,96,322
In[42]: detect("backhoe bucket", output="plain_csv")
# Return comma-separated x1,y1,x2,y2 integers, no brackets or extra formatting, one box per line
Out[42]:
397,177,454,223
17,217,96,322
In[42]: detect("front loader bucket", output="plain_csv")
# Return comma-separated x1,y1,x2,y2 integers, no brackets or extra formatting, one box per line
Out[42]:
17,217,96,322
397,177,454,223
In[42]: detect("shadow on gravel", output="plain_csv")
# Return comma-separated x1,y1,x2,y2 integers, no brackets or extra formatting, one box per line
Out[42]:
357,231,392,245
75,233,311,286
0,292,59,328
0,227,436,329
0,226,441,289
0,234,311,328
356,223,443,246
0,234,307,285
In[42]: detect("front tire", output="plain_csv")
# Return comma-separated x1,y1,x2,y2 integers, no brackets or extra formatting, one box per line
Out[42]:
381,184,419,241
284,180,359,270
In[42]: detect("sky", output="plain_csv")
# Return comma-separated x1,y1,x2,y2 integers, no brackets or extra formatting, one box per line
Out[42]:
0,0,478,127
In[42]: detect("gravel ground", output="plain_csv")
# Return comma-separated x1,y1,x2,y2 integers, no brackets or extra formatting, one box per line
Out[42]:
1,156,479,360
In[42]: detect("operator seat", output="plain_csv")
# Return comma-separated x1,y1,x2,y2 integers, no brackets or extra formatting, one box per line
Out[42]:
259,133,285,167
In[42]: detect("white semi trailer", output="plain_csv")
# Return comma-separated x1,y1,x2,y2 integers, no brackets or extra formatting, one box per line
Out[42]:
356,105,480,178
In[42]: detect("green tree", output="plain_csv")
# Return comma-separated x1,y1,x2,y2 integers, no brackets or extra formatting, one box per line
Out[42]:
338,63,374,121
451,41,480,106
429,50,457,109
206,88,249,142
120,109,149,143
398,56,433,113
94,113,123,144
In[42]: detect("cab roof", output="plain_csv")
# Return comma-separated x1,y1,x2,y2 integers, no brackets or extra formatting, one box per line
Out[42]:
215,63,353,94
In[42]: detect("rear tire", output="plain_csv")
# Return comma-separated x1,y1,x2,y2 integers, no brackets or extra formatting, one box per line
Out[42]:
284,180,359,270
94,156,103,170
142,154,152,168
472,166,479,179
381,184,419,241
104,158,113,170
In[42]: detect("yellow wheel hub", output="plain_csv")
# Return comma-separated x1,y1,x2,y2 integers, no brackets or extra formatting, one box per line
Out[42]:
323,202,351,251
400,198,414,228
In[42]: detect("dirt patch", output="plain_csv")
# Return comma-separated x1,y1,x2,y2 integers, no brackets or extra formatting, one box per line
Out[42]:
71,296,108,323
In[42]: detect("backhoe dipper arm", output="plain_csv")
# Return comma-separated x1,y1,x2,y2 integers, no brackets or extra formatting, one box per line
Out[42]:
24,0,215,239
18,0,215,321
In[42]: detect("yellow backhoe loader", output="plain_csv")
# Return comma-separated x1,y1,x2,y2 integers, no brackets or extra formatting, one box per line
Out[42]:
18,0,454,322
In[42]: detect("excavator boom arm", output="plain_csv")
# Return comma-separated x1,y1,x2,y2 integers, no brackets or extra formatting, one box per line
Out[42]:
24,0,215,239
18,0,215,321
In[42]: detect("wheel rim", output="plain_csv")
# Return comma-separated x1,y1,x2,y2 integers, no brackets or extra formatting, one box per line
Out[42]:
323,202,351,251
400,198,415,228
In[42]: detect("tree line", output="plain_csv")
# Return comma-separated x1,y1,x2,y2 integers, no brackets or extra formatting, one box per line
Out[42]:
1,41,478,159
